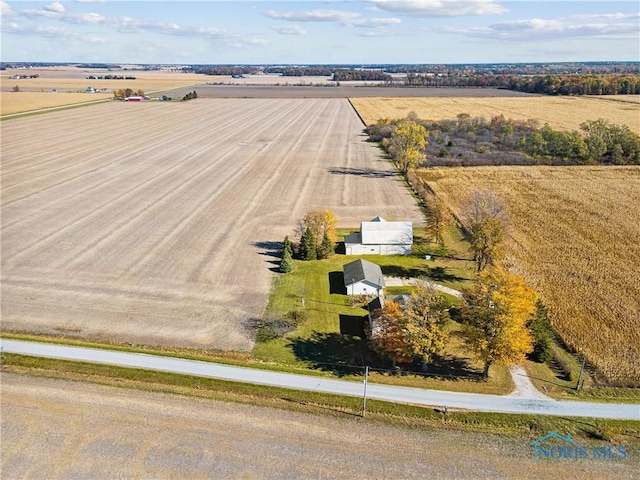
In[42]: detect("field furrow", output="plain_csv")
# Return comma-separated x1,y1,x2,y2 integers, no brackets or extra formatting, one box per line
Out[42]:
1,99,423,350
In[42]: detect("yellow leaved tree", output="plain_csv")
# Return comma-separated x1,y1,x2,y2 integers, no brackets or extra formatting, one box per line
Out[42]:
461,267,537,378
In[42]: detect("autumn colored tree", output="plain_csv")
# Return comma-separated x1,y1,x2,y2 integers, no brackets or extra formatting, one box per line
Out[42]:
370,301,413,366
460,190,509,272
298,210,338,248
390,120,428,173
370,281,449,367
461,267,537,378
404,280,450,365
425,195,452,245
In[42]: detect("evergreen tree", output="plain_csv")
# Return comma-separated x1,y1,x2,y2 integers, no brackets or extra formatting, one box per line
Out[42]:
528,300,554,363
300,228,317,261
317,231,334,259
282,236,293,258
279,249,292,273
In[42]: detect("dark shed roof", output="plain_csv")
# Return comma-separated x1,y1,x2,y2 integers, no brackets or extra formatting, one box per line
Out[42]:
343,259,385,288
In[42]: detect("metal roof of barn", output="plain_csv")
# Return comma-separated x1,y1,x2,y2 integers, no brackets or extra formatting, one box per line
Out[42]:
360,219,413,245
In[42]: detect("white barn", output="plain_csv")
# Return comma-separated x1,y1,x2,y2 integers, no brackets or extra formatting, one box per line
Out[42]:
344,216,413,255
343,259,386,297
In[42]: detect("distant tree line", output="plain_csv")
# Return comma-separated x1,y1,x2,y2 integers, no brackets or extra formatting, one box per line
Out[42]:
87,75,136,80
367,115,640,166
402,73,640,95
195,66,258,76
267,66,333,76
333,70,393,82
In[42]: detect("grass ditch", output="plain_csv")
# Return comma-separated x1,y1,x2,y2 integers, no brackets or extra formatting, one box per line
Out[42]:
3,353,639,448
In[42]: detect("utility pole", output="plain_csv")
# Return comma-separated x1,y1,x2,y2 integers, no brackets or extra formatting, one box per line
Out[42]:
362,365,369,417
576,354,586,391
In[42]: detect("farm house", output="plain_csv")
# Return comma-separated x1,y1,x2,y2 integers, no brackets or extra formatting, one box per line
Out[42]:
343,259,385,297
344,216,413,255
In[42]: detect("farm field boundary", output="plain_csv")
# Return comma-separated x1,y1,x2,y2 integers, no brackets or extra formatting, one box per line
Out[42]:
1,98,423,351
350,96,640,132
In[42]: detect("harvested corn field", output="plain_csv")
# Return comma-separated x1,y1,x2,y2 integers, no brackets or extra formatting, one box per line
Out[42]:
1,99,423,350
418,166,640,385
350,96,640,132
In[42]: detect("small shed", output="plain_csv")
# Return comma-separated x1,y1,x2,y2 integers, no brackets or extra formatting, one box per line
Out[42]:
343,259,385,297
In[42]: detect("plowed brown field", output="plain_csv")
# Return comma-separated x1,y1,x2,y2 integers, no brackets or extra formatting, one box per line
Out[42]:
3,373,636,479
1,99,423,350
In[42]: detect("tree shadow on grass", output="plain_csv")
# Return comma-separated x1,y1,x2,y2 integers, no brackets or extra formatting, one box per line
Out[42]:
290,332,381,377
425,353,483,380
381,265,466,283
329,271,346,295
424,266,466,283
339,314,367,338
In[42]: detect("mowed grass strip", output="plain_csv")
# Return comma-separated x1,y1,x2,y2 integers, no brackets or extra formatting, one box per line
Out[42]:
4,354,639,446
350,96,640,132
417,165,640,386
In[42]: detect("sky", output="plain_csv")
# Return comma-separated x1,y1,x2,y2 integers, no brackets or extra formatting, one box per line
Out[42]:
1,1,639,64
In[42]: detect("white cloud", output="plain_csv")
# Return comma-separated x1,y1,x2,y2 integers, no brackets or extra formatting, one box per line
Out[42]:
272,24,307,35
1,1,15,18
265,9,361,23
264,8,401,28
368,0,507,17
351,17,401,28
436,17,640,41
44,2,66,14
569,12,640,21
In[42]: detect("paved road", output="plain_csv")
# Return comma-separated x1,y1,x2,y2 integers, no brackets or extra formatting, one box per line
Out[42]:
2,339,638,420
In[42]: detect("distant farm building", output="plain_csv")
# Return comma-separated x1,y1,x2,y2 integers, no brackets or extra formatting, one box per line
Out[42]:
343,259,385,297
124,96,144,102
344,216,413,255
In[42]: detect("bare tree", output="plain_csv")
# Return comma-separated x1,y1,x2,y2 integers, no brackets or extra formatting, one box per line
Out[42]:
460,190,509,272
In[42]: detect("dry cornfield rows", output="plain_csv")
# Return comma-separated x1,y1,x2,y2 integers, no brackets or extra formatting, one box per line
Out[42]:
418,166,640,385
350,96,640,132
1,99,423,350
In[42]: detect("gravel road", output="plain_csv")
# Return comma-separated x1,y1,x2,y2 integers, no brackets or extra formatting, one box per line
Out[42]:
3,340,638,420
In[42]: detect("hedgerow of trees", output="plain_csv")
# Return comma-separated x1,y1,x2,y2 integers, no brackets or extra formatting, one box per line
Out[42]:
367,115,640,166
402,73,640,95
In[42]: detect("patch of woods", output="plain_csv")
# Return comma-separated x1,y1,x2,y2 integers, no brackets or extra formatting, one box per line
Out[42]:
403,73,640,95
181,91,198,101
367,113,640,166
113,88,145,100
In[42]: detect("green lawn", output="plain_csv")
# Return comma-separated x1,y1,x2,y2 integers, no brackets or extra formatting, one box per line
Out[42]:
253,229,516,394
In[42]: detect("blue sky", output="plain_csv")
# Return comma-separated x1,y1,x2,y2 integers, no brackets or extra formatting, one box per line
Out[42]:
2,1,639,64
